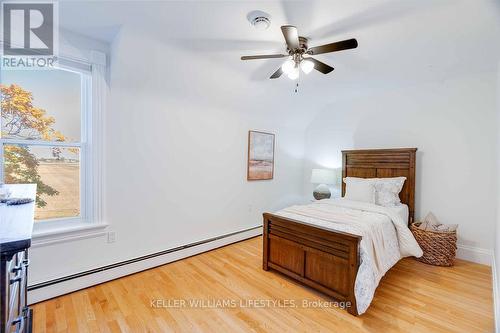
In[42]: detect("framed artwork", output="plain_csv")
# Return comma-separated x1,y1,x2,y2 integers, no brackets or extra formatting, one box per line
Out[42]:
247,130,275,181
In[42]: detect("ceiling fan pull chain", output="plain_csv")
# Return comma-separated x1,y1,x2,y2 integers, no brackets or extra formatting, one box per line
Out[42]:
295,82,299,93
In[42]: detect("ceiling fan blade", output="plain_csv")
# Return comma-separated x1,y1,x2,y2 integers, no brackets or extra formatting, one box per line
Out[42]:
281,25,300,50
308,38,358,55
308,58,334,74
241,54,288,60
270,67,284,79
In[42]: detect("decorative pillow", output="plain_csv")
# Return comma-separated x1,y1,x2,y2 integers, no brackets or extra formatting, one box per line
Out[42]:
343,177,376,204
374,177,406,207
424,212,440,226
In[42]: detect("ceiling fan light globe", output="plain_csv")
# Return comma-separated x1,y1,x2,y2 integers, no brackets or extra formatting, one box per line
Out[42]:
281,59,295,74
300,59,314,74
287,67,299,80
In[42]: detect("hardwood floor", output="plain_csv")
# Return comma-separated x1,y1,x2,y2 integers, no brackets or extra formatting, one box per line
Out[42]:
31,237,494,333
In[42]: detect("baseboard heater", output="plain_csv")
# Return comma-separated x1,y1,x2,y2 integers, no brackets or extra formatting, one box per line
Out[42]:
28,226,261,302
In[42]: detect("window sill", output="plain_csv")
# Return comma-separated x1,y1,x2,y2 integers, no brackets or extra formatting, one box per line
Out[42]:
31,222,109,248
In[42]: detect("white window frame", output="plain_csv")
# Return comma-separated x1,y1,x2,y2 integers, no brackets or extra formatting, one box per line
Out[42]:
0,60,107,239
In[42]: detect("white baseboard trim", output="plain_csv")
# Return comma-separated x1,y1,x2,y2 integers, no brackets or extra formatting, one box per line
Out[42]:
456,244,493,266
492,255,499,333
28,226,262,305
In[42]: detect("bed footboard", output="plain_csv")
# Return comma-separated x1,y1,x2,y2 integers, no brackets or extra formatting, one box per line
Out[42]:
262,213,362,315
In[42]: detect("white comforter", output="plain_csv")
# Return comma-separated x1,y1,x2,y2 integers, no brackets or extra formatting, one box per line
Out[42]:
274,198,422,314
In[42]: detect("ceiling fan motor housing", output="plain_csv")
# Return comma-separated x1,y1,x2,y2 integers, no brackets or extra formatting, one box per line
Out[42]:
287,37,309,55
298,37,309,52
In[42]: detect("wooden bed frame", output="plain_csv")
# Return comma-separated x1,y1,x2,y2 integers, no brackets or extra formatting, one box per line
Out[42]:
262,148,417,315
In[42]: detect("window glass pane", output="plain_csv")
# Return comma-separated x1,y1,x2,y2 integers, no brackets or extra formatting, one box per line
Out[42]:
1,69,81,142
3,144,80,221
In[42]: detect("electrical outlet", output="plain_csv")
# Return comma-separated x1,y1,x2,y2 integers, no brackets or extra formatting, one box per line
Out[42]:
107,231,116,243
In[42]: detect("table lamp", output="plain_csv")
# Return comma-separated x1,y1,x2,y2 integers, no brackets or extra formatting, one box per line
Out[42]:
310,168,336,200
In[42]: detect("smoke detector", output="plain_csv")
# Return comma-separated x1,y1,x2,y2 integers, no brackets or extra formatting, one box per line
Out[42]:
247,11,271,31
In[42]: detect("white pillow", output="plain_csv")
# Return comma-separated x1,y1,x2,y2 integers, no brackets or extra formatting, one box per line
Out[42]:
424,212,440,226
374,177,406,207
343,177,376,204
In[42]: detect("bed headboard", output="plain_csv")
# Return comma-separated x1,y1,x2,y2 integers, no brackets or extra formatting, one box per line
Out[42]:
341,148,417,224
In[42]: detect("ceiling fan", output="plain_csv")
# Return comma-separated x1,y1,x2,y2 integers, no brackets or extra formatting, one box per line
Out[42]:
241,25,358,80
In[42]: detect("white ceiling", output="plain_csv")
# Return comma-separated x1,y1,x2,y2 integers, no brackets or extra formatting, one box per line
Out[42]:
58,0,500,126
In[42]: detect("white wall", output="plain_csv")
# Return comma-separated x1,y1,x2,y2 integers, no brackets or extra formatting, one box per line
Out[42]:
494,61,500,331
28,26,306,286
102,26,305,262
304,71,497,264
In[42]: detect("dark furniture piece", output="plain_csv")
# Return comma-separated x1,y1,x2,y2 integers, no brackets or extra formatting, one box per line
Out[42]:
262,148,417,315
1,184,36,333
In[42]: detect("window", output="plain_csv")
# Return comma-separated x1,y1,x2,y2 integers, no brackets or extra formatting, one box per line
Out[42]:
1,66,91,223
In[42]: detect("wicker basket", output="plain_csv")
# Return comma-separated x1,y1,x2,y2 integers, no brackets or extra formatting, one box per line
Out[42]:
410,222,457,266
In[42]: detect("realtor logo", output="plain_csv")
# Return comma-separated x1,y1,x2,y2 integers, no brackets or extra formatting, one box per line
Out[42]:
1,1,58,69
